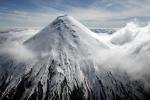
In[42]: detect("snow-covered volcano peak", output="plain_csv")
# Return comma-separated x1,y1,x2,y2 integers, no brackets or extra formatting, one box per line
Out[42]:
53,14,70,22
52,14,80,25
24,15,108,53
50,15,100,36
56,14,68,19
51,15,71,26
1,16,150,100
50,15,79,31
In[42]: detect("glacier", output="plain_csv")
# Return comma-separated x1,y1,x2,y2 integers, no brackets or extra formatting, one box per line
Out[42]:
0,15,150,100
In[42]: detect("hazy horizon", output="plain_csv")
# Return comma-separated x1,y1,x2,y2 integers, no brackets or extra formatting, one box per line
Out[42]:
0,0,150,28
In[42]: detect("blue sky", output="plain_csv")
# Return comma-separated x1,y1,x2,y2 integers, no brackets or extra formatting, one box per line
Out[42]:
0,0,150,28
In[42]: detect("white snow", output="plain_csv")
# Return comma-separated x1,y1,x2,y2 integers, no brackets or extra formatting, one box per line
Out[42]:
1,15,150,82
0,15,150,99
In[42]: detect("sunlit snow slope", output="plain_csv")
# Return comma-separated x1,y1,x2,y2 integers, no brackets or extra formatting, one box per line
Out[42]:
0,15,150,100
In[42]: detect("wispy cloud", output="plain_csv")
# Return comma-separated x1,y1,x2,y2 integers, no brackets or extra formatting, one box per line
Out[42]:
0,0,150,28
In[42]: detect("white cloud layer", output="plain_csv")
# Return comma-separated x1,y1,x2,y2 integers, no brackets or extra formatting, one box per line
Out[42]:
0,20,150,87
0,41,35,62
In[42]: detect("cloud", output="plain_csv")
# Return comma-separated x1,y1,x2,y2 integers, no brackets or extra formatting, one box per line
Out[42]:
98,22,150,81
0,11,56,27
0,0,150,28
0,41,35,62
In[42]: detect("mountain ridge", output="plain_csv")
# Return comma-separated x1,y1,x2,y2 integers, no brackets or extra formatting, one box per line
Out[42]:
0,15,150,100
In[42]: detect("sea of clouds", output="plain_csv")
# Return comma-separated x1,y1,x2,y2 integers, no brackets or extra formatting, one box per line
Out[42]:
0,22,150,87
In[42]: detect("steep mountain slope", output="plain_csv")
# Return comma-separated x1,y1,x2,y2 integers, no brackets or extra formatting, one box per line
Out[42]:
25,15,108,52
0,15,150,100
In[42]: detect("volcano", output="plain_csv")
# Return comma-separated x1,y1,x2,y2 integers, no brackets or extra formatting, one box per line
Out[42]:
0,15,149,100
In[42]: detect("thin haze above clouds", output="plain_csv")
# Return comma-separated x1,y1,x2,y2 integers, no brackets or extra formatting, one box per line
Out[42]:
0,0,150,28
